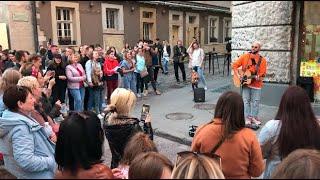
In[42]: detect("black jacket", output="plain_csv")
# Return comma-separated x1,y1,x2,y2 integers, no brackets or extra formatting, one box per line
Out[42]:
47,63,67,89
173,45,187,63
103,116,153,168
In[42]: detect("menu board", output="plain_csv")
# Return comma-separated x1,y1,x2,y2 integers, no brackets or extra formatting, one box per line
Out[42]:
300,61,320,77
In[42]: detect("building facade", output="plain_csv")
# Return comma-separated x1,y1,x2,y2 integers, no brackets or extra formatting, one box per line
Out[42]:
36,1,231,53
232,1,320,108
0,1,37,53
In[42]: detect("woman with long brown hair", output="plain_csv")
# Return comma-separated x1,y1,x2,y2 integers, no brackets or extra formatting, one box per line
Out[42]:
191,91,264,179
259,85,320,179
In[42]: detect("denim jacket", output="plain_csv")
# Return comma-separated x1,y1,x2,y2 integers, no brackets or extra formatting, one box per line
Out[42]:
258,119,281,179
0,110,56,179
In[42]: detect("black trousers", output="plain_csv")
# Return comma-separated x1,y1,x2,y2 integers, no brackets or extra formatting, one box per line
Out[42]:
84,87,90,110
154,66,160,82
51,84,67,106
174,62,186,82
147,67,157,91
136,72,148,93
68,89,74,111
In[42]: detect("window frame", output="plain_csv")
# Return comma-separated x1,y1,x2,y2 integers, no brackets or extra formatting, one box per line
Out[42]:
105,8,119,29
208,16,219,43
223,17,232,43
56,8,73,45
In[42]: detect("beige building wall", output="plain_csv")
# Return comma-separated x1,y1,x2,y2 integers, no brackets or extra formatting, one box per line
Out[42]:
0,1,35,53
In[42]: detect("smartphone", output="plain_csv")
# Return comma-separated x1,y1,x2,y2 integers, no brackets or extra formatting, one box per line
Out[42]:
140,104,150,122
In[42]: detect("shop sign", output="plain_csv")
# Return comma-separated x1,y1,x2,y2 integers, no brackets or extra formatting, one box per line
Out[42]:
300,61,320,77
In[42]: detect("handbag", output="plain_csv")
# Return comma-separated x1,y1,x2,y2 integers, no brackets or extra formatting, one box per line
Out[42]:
140,68,149,78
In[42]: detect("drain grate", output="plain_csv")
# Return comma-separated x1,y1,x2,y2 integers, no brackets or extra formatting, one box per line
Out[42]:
165,112,194,120
193,103,216,110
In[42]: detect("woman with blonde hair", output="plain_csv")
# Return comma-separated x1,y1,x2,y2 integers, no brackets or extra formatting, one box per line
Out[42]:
66,53,86,112
172,152,225,179
103,88,153,168
0,68,22,116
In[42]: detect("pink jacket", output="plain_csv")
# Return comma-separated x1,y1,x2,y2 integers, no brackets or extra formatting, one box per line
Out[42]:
66,63,86,89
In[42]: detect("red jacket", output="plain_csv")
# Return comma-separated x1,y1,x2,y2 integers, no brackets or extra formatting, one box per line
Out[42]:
104,57,119,76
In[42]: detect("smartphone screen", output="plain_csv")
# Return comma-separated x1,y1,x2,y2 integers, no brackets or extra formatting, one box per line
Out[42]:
140,104,150,122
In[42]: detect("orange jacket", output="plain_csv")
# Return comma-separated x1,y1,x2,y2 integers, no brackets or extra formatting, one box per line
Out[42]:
232,52,267,89
191,119,265,179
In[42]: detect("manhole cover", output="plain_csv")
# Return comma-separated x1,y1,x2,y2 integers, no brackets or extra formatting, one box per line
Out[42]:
165,113,194,120
193,103,216,110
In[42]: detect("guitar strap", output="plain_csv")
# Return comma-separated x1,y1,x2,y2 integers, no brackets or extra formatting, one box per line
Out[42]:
255,55,263,77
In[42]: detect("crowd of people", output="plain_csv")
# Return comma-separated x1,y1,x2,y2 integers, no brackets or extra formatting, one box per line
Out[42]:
0,40,320,179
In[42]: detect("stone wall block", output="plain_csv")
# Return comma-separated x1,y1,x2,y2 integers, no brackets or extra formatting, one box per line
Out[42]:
232,1,252,6
232,26,292,50
232,1,293,27
231,27,255,50
232,3,256,27
255,1,293,26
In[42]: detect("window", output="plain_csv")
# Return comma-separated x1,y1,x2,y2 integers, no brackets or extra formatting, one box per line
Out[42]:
56,8,74,45
209,17,219,43
143,11,153,18
189,16,196,24
106,8,118,29
172,14,180,21
224,19,232,42
143,22,152,41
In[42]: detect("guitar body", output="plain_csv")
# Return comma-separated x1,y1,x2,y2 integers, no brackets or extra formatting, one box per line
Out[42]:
233,69,253,87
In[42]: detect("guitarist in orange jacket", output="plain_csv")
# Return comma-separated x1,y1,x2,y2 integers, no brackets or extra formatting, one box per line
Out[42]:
232,41,267,126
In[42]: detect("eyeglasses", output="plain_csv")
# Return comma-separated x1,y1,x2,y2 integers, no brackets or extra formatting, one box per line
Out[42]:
175,151,222,168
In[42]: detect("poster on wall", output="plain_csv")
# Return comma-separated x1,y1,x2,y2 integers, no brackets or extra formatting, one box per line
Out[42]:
300,61,320,77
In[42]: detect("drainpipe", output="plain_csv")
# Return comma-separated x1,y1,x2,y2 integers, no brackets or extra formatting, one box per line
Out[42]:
31,1,39,53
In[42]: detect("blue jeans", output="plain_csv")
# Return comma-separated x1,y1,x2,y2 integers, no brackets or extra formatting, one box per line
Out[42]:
242,86,261,118
193,66,207,87
69,87,85,112
162,56,169,73
88,87,103,114
123,73,137,94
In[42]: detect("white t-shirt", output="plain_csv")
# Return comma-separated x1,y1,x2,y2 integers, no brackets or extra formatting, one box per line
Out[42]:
191,48,204,67
163,46,169,57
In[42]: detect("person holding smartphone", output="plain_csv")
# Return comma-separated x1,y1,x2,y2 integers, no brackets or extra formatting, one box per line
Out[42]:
47,53,67,106
103,88,153,169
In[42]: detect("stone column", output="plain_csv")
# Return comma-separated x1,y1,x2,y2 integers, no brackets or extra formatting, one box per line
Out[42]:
231,1,295,105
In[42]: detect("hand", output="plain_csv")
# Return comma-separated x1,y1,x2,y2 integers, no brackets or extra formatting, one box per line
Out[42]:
145,113,151,123
89,82,94,87
59,75,67,80
50,133,57,143
48,78,56,88
55,100,62,108
112,168,125,179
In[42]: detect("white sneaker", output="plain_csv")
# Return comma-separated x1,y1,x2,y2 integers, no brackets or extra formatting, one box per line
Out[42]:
137,93,141,98
204,86,208,90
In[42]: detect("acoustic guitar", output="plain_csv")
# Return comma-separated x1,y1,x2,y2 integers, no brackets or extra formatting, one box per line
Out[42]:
233,69,258,88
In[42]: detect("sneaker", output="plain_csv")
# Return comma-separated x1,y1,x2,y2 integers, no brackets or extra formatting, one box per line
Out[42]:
155,90,161,95
204,86,208,90
183,80,188,85
251,117,262,125
143,90,148,97
137,93,141,98
177,80,181,84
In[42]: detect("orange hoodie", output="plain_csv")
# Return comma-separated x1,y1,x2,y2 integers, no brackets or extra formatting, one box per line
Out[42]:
232,52,267,89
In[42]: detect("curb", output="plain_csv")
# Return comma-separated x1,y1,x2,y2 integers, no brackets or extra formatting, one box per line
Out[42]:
154,129,192,146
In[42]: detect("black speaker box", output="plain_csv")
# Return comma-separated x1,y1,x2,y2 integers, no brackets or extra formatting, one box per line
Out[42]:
194,88,205,102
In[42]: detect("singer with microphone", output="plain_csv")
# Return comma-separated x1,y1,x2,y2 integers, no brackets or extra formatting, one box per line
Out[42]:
232,41,267,127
